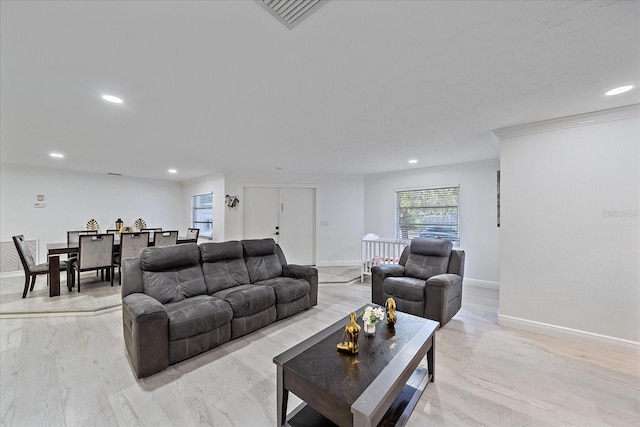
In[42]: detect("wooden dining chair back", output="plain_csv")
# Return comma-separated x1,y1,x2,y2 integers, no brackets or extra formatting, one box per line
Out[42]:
186,228,200,241
154,230,178,247
66,230,99,285
74,233,115,292
117,232,150,284
12,235,68,298
120,232,150,260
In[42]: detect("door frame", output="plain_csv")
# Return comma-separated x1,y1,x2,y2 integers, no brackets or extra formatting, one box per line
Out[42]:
239,183,318,265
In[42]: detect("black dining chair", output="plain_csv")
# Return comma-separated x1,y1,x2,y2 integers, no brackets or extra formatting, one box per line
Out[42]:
12,235,69,298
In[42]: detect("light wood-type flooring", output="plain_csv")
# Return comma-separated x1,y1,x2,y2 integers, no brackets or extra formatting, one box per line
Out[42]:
1,268,638,426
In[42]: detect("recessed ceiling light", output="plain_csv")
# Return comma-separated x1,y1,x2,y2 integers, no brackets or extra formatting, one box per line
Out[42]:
102,94,123,104
408,159,418,164
605,85,633,96
50,152,64,158
168,169,177,174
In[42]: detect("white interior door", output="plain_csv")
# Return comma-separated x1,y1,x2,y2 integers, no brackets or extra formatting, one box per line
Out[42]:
280,188,315,265
243,187,279,240
243,187,315,265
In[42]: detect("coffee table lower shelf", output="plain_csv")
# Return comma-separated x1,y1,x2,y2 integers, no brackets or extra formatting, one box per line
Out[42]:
285,367,430,427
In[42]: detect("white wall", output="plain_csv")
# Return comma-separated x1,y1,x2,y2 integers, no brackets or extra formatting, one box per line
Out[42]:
364,160,500,286
181,173,226,241
0,163,184,264
497,105,640,347
223,170,365,266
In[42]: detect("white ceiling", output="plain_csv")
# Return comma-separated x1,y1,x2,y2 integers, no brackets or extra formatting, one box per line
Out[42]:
1,0,638,181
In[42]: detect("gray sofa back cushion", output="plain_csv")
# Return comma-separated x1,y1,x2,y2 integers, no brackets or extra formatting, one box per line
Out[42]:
242,239,283,283
139,243,207,304
404,238,453,280
200,241,251,293
140,243,201,271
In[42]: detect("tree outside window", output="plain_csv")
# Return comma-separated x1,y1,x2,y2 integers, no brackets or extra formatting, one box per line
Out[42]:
396,186,460,246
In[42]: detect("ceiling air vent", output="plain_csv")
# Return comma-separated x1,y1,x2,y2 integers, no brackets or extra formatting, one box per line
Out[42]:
256,0,328,29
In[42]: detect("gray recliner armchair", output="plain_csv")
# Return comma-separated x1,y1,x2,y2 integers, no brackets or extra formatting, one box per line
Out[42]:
371,238,465,327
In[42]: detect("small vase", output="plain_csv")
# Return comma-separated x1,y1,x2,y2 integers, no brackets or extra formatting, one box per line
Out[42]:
363,322,376,335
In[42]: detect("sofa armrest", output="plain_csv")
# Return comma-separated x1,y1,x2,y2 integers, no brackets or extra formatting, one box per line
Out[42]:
425,273,463,327
122,293,169,378
371,264,405,305
283,265,318,307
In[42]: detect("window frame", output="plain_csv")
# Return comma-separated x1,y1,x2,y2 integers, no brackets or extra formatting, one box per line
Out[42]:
191,193,213,240
395,185,460,246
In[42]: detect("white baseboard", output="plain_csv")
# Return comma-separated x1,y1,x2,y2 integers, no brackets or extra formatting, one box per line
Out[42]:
316,260,361,267
498,314,640,356
464,278,499,290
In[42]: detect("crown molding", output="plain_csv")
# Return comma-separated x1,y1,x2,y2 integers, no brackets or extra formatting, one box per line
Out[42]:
364,158,500,180
493,104,640,139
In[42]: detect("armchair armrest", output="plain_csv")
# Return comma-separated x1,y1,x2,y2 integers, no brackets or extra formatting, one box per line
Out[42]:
371,264,406,305
122,293,169,378
121,257,144,297
425,273,462,288
425,273,463,327
283,265,318,306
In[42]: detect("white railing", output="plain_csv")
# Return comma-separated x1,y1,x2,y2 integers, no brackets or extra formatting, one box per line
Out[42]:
361,236,409,282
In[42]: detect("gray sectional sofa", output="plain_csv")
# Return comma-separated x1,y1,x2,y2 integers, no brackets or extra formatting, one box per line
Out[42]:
121,238,318,378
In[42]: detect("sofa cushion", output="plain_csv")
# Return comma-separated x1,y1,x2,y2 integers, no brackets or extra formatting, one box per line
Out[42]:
200,241,242,262
383,276,426,301
243,239,283,282
255,277,310,304
165,295,233,341
140,244,206,304
140,243,201,271
213,284,276,317
143,266,207,304
201,241,250,293
404,239,452,280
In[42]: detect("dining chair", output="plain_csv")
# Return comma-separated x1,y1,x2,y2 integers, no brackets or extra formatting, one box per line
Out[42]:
154,230,178,247
71,234,115,292
186,227,200,242
12,235,69,298
66,230,99,286
116,232,149,284
141,228,162,243
105,229,120,265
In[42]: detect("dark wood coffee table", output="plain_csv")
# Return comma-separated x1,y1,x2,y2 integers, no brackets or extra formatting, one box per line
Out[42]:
273,307,438,427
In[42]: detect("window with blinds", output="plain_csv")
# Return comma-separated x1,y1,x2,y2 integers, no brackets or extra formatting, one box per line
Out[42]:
395,186,460,246
192,193,213,239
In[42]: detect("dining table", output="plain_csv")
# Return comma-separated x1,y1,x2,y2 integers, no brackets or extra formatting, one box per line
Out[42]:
45,235,196,297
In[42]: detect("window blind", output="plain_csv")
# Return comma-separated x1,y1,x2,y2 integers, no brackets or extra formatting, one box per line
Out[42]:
395,186,460,246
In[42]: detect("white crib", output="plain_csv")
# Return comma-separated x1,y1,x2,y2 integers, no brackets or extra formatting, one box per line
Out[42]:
361,236,410,282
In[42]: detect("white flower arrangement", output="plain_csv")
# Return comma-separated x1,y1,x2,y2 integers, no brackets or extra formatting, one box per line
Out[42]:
360,306,385,326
